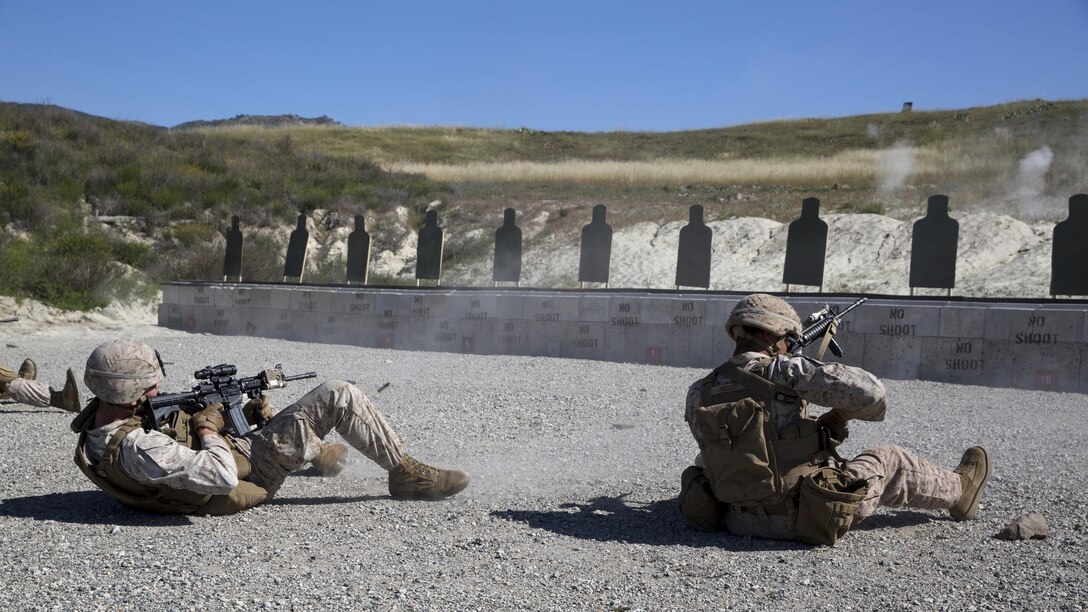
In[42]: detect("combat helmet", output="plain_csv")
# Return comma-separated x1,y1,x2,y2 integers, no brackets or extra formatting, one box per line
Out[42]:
84,339,165,405
726,293,802,346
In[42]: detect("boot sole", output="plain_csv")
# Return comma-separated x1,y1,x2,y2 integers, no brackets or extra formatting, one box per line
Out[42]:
953,447,990,521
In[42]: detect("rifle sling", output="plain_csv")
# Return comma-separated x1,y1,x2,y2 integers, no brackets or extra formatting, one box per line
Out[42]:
814,320,838,361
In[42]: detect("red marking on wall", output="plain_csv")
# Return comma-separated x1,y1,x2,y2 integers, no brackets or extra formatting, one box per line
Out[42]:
381,333,396,349
1035,370,1059,387
646,346,662,364
185,315,196,331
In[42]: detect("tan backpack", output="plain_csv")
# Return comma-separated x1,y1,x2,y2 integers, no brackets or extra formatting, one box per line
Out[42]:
693,360,825,507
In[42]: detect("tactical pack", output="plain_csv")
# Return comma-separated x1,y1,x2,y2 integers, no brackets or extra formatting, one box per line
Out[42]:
692,359,824,507
73,400,268,515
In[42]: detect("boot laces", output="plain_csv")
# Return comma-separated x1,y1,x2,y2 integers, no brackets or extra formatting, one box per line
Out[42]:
403,456,439,481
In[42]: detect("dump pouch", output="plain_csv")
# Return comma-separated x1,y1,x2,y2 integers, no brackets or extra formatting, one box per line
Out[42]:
197,480,269,516
795,466,868,546
678,465,724,531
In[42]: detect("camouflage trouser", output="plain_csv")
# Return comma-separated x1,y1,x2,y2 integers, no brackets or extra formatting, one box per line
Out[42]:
844,444,963,520
0,377,50,408
238,380,406,497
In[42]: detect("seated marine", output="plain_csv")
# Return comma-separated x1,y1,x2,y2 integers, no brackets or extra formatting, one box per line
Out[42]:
679,294,990,545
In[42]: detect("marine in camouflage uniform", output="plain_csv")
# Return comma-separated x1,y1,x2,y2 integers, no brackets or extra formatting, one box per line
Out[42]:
680,294,991,541
0,358,81,412
71,339,469,515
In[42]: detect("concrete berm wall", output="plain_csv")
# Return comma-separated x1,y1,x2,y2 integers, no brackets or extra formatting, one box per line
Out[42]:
158,282,1088,393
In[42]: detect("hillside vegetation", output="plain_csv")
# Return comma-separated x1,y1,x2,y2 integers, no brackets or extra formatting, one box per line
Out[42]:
1,98,1085,309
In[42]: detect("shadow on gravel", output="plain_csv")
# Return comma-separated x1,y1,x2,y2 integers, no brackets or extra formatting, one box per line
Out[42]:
850,509,938,531
0,491,191,526
492,494,808,552
268,494,385,506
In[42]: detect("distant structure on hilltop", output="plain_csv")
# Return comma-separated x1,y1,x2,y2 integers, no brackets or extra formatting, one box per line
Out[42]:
173,114,341,129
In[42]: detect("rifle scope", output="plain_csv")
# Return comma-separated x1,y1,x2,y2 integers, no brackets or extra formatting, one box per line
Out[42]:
194,364,237,379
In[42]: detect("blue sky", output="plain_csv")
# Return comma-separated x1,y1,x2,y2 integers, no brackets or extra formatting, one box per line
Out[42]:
2,1,1086,132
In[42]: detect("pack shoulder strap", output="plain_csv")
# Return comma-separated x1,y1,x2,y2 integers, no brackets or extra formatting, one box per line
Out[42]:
716,360,800,405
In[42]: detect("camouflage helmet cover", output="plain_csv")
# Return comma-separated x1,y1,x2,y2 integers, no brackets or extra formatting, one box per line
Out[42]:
726,293,802,341
84,339,164,405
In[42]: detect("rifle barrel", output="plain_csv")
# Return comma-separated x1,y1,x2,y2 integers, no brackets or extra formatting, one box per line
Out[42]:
789,297,867,355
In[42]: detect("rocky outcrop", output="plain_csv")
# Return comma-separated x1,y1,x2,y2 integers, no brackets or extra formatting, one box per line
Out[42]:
173,114,341,129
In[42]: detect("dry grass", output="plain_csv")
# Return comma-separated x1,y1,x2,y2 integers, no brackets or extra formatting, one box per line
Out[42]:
382,145,1016,187
196,99,1087,223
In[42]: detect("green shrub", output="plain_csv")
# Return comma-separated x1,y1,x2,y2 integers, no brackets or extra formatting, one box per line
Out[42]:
0,230,121,310
241,233,285,282
307,253,347,284
168,223,217,248
110,239,152,268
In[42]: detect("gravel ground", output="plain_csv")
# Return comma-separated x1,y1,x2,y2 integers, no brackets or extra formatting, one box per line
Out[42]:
1,328,1086,611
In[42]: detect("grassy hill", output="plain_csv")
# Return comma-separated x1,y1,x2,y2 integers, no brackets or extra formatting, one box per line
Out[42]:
1,98,1085,309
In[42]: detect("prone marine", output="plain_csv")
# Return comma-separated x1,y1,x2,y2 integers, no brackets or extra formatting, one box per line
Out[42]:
0,358,81,412
70,339,469,515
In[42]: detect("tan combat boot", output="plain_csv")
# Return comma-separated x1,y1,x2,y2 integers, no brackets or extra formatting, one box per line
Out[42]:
388,455,470,500
949,446,991,522
18,359,37,380
312,443,349,477
49,369,82,413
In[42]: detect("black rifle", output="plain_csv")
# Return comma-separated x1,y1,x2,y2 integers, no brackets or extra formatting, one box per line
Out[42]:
0,317,17,324
145,364,317,436
787,297,867,359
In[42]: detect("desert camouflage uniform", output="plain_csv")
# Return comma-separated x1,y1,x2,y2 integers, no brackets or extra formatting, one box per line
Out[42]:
0,377,51,408
685,351,962,531
82,380,405,499
242,380,405,497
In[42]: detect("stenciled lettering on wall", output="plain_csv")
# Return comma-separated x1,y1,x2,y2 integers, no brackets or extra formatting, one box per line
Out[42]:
946,340,985,372
880,307,915,336
274,311,291,333
570,324,599,349
213,309,229,330
1015,314,1060,345
611,302,640,327
350,295,372,313
673,301,704,327
298,291,316,311
410,295,431,317
465,298,489,320
321,314,342,337
499,321,521,345
534,299,559,321
166,304,182,327
434,320,456,343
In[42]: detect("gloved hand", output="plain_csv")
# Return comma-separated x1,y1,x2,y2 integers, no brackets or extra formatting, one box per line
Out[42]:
243,396,275,425
192,403,226,433
817,409,850,444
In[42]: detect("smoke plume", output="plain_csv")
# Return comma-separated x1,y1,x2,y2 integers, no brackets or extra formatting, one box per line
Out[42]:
1014,145,1055,218
876,140,914,193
